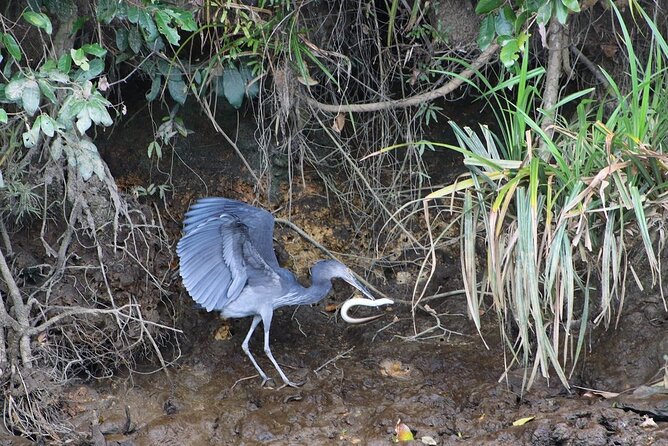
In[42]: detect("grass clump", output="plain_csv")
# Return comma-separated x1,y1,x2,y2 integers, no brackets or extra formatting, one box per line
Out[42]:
428,4,668,389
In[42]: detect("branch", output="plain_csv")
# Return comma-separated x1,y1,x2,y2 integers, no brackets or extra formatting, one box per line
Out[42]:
305,44,499,113
539,17,565,160
25,304,183,336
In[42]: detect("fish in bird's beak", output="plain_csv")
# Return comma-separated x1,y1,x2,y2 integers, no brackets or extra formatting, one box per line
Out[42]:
342,270,394,323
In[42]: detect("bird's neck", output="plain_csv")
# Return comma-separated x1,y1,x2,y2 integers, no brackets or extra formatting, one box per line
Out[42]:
302,274,333,305
279,269,333,307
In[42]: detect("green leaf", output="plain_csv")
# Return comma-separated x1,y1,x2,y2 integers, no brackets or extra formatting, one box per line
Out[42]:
167,78,187,104
39,114,56,137
477,15,495,50
561,0,580,13
146,75,161,101
72,17,86,35
155,11,180,45
115,28,129,52
21,79,41,116
139,11,159,42
0,109,7,124
147,141,161,159
37,79,57,104
76,107,92,134
525,0,548,12
82,43,107,57
500,39,520,68
2,33,21,60
58,53,72,73
127,5,140,24
22,125,40,148
222,66,245,109
23,11,52,34
87,101,113,127
537,1,552,25
128,27,142,53
49,136,63,160
70,48,89,70
73,58,104,82
475,0,503,14
555,0,568,24
240,66,259,98
515,11,529,34
495,6,516,37
72,139,105,181
170,9,197,32
5,78,26,101
57,96,86,124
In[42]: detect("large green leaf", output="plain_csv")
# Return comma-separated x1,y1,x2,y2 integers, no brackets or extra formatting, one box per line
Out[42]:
555,0,569,24
475,0,503,14
169,9,197,32
87,100,113,126
22,125,40,148
5,78,26,101
73,58,104,82
477,15,495,50
222,67,245,109
82,43,107,58
21,79,41,116
76,107,92,134
561,0,580,13
500,39,520,68
58,53,72,73
146,75,161,101
167,78,187,104
494,6,514,37
2,33,21,60
38,79,58,107
139,10,159,42
128,27,142,53
64,138,105,181
115,28,129,52
23,11,52,34
155,10,179,45
38,114,56,137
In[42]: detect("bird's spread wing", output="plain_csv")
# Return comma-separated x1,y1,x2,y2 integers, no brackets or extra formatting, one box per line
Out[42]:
181,197,279,268
177,199,281,312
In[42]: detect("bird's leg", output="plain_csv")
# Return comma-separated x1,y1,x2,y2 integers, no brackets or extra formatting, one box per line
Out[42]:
261,311,303,388
241,315,272,386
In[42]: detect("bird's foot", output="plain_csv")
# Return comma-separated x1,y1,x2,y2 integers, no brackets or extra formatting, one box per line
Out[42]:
278,378,305,389
260,377,277,388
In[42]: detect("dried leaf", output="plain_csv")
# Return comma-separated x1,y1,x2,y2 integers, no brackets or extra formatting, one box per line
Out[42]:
512,416,535,426
296,75,318,86
214,323,232,341
380,359,411,379
640,416,658,428
332,113,345,133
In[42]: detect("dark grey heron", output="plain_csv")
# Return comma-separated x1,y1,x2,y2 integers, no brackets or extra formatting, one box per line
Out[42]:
177,197,393,387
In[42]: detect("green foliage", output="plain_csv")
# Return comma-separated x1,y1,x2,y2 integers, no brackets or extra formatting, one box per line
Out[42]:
432,2,668,388
475,0,580,67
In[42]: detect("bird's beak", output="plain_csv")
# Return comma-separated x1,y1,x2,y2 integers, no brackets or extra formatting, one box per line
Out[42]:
345,274,376,300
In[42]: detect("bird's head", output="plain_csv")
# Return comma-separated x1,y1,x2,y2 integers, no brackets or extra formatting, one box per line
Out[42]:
312,260,375,300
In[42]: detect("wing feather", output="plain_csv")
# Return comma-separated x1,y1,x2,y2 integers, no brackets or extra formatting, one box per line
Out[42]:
177,198,282,312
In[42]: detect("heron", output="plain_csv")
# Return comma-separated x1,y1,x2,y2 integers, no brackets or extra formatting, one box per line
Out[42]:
177,197,393,387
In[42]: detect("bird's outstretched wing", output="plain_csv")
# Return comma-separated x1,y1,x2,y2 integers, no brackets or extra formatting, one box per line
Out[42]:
177,198,280,312
181,198,279,268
